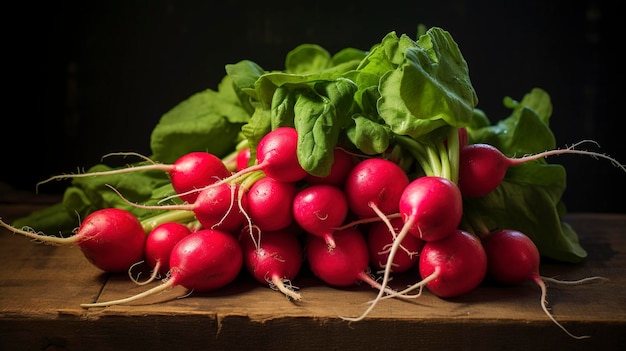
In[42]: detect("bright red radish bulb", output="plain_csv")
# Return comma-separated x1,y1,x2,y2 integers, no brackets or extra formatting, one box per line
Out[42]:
344,158,409,219
236,147,251,171
399,176,463,242
36,151,231,204
306,228,392,291
256,127,308,182
107,182,249,234
367,217,423,273
182,127,309,198
0,208,145,273
144,222,192,275
169,151,232,203
247,177,296,231
457,142,626,198
418,229,487,298
292,184,348,250
81,228,243,308
239,228,303,300
192,182,249,232
482,229,540,285
482,229,597,339
458,143,509,198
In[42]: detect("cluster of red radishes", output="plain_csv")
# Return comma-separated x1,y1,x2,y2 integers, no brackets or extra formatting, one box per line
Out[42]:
0,126,608,339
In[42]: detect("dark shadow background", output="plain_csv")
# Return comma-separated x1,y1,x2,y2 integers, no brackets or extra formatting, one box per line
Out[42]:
3,1,624,213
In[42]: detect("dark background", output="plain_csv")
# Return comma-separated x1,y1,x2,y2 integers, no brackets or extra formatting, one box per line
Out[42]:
3,1,624,213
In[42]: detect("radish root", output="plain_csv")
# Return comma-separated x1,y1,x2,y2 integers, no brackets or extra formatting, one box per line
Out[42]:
269,276,302,301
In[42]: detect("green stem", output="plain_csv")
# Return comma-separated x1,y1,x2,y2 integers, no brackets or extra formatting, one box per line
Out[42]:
140,210,197,234
394,135,435,176
446,126,460,184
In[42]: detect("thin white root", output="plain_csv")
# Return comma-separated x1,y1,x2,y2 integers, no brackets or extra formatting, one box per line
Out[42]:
534,276,590,339
101,151,156,164
270,276,302,301
541,275,608,286
128,260,161,286
80,279,175,308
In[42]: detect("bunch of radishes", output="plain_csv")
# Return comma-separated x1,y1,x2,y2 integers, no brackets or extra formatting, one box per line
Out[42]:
1,124,616,340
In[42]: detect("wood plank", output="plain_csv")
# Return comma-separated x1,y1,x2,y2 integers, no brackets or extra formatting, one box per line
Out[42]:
0,203,624,350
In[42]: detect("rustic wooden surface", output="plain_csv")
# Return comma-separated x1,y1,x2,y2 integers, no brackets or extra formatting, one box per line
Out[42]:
0,190,624,351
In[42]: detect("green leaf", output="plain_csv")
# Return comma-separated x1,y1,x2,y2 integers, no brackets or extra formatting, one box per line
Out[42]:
346,115,390,155
377,28,478,138
290,79,358,176
150,78,249,163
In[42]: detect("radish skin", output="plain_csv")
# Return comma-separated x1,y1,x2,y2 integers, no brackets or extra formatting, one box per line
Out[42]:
292,184,349,250
81,229,243,308
177,127,308,201
482,229,606,339
246,177,296,232
130,222,192,285
367,217,423,274
0,208,145,273
239,228,303,301
36,151,231,203
458,141,626,198
344,158,409,219
306,228,396,295
347,177,465,321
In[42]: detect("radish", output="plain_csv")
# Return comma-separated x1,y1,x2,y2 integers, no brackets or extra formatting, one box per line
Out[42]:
178,127,308,201
417,229,487,298
130,221,192,285
292,184,349,250
81,228,243,308
367,217,423,274
239,227,303,301
399,176,463,242
37,151,232,203
0,208,145,273
236,147,251,171
108,182,249,233
482,229,606,339
346,176,464,321
304,147,356,187
344,158,409,219
246,177,297,232
306,228,396,294
458,141,626,198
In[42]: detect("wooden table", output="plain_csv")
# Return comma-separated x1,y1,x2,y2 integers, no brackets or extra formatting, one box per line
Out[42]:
1,193,624,351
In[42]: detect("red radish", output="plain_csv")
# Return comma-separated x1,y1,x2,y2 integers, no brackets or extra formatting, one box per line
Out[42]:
236,147,251,171
130,222,192,285
458,141,626,198
417,229,487,298
367,217,423,274
108,182,249,233
0,208,145,273
356,229,487,322
482,229,606,339
400,176,463,242
348,176,464,321
292,184,349,250
246,177,297,232
306,228,395,293
180,127,308,201
305,147,356,187
37,151,231,203
344,158,409,219
239,227,303,300
81,228,243,308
